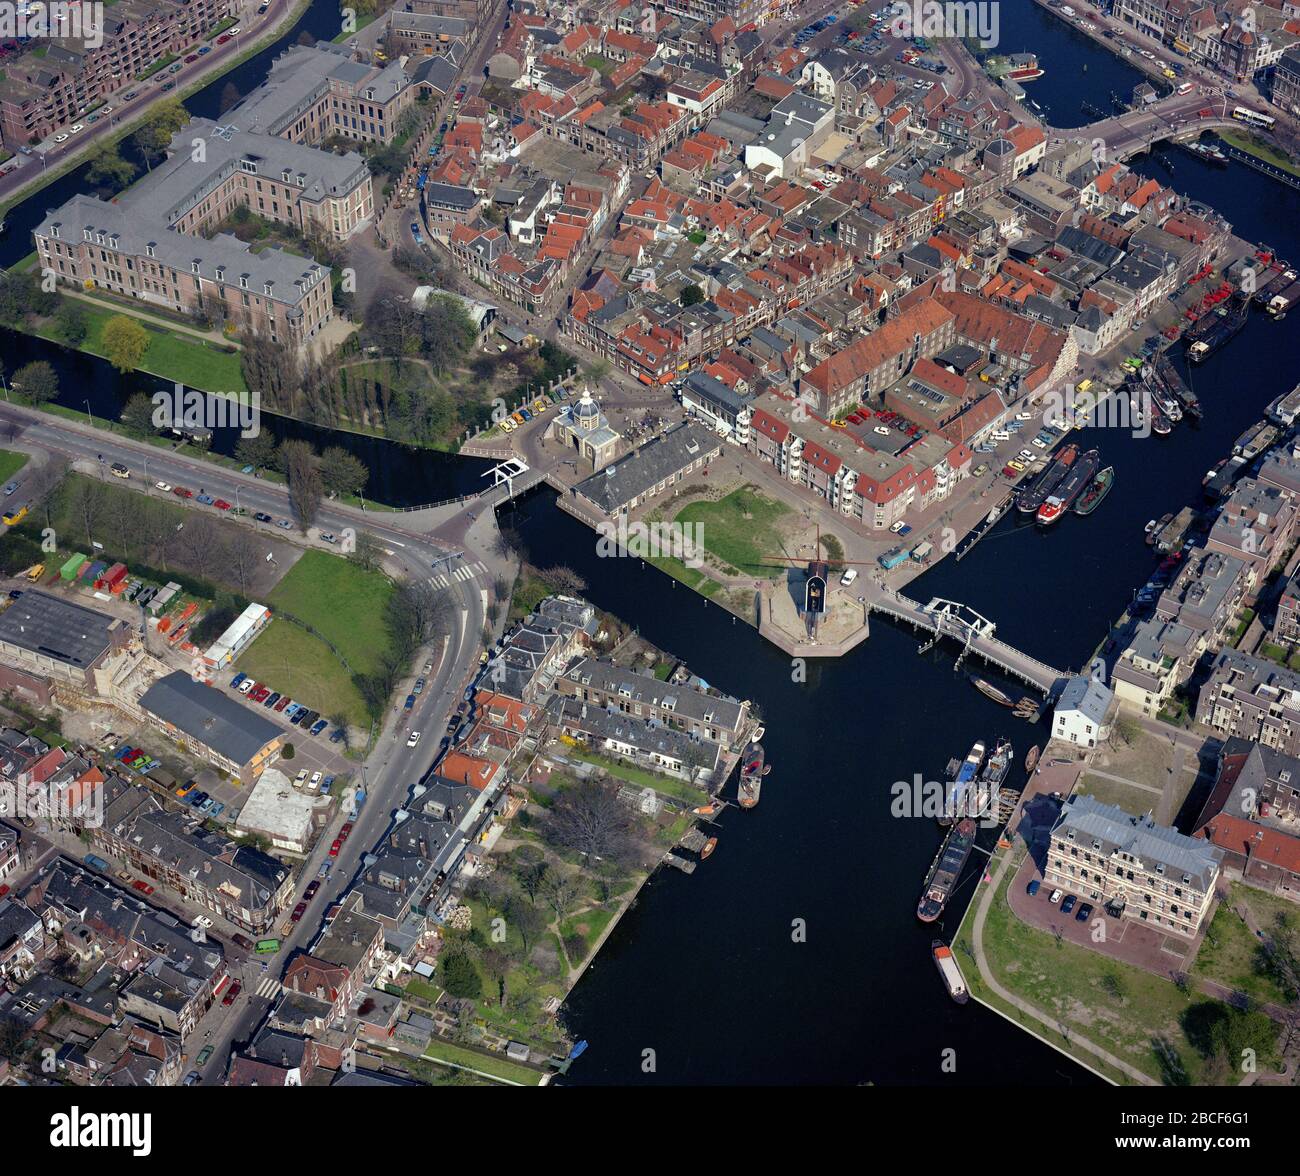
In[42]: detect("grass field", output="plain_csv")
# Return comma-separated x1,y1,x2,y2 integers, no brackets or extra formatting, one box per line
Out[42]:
675,485,792,577
0,450,29,487
422,1039,543,1085
565,746,709,803
36,301,246,395
264,549,394,677
1192,883,1297,1008
235,550,394,728
235,618,369,727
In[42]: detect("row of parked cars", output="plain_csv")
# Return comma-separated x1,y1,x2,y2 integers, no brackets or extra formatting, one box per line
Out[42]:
1026,878,1095,922
174,778,226,820
229,672,341,739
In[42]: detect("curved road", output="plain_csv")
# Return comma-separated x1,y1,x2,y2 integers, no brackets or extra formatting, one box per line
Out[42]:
0,400,511,1080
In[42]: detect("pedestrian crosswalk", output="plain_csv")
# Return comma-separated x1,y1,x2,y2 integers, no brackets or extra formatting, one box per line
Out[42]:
253,976,282,1001
428,560,488,590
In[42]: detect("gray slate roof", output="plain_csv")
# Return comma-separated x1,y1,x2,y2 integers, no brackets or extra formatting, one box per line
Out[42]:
139,671,283,766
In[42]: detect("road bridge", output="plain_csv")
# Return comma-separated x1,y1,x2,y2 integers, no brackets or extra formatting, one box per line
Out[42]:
866,587,1070,697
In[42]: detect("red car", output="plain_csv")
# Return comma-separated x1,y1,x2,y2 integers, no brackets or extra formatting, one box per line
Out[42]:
217,33,231,43
172,486,193,498
251,686,270,703
132,879,155,896
329,839,342,857
185,53,198,62
222,980,242,1006
290,901,307,922
213,499,232,511
339,822,353,839
273,695,291,712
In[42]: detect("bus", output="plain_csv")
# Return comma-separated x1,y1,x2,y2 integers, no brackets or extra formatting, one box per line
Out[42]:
2,503,28,526
254,938,281,954
1233,106,1276,130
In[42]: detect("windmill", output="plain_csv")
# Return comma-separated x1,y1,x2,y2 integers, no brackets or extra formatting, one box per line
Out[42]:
757,521,879,629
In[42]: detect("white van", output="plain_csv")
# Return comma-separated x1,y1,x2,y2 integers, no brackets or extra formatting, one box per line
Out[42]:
991,430,1010,441
839,568,858,587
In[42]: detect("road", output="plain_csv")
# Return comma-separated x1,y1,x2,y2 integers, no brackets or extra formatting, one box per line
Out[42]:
0,399,511,1080
0,0,301,208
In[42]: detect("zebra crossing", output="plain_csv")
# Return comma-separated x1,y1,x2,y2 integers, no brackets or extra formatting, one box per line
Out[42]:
253,976,282,1001
428,560,488,590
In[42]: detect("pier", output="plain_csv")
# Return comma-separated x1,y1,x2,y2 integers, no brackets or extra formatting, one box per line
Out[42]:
865,589,1069,696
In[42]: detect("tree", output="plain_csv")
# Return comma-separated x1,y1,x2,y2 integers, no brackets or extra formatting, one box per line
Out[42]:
680,283,704,307
69,478,108,546
119,392,158,438
132,98,189,169
102,315,150,373
55,300,89,346
542,779,638,867
227,530,260,596
280,438,322,531
85,144,136,188
348,529,383,572
540,869,582,923
439,950,482,999
234,431,277,472
320,446,367,498
12,361,59,405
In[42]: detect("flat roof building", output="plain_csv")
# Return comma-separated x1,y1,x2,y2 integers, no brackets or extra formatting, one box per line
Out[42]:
0,591,128,687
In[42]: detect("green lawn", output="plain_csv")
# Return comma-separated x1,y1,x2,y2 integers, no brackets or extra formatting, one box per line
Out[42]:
0,450,30,486
422,1039,543,1085
235,618,369,727
565,746,709,803
675,485,792,577
1192,883,1297,1008
960,847,1258,1085
36,301,245,395
263,550,394,676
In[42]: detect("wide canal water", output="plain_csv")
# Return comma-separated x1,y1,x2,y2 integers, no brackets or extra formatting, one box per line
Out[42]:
525,23,1300,1083
2,1,1297,1081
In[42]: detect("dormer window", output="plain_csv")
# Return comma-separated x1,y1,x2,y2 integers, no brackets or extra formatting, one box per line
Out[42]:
191,260,201,275
146,242,156,258
239,274,249,290
263,282,273,296
281,169,291,183
215,266,225,282
50,222,61,239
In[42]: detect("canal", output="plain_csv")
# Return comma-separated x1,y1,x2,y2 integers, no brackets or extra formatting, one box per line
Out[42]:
530,48,1300,1085
1,0,1297,1082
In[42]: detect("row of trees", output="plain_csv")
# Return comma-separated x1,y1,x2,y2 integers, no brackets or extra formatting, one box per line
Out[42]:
352,581,456,721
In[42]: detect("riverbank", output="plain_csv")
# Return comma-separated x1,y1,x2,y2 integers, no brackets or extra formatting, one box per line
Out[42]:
0,0,314,221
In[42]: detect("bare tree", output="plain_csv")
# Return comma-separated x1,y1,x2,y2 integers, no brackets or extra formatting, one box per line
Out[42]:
171,514,221,577
540,868,583,923
227,529,261,596
70,479,108,547
541,779,638,867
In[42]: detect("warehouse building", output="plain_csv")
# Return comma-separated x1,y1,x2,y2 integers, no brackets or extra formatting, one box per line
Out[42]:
138,672,284,783
0,591,129,687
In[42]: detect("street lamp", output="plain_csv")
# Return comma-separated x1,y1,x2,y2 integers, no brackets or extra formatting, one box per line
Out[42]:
85,400,94,427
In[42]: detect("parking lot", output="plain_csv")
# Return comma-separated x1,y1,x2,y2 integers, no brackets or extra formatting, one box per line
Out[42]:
1013,851,1201,979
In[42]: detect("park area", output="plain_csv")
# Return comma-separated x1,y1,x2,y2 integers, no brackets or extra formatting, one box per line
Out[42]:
959,846,1285,1086
236,550,394,730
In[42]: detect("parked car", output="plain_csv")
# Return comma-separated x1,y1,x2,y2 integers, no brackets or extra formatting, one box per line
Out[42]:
1060,894,1077,915
131,879,155,896
340,822,353,839
1049,888,1063,904
254,512,272,523
197,1045,214,1065
407,731,422,748
192,914,213,929
221,982,241,1006
310,718,328,736
290,901,307,922
173,486,194,498
276,518,292,529
329,839,342,857
274,696,291,712
196,493,214,505
309,771,323,790
263,691,280,708
230,672,246,689
1075,902,1094,922
232,933,254,950
213,499,232,511
1026,879,1040,896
